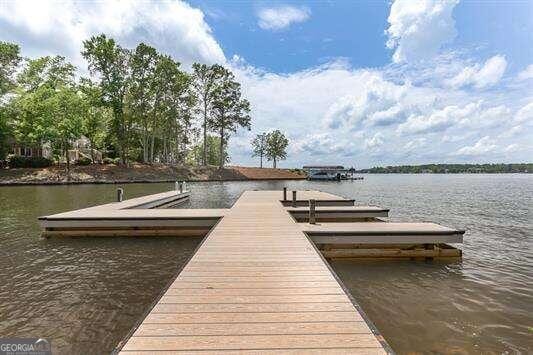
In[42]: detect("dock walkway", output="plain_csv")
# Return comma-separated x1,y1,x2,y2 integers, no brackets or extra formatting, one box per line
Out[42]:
117,190,389,353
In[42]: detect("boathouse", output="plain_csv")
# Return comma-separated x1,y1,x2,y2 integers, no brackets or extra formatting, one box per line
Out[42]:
303,165,356,180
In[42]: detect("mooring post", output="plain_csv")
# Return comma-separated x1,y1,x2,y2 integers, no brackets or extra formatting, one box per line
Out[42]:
309,199,316,224
183,181,187,192
292,190,297,207
175,181,179,192
117,188,124,202
283,187,287,201
178,181,184,194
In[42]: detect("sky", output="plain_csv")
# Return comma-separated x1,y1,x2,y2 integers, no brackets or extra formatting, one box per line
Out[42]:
0,0,532,168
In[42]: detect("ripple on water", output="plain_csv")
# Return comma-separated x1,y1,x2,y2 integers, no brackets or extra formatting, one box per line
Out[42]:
0,176,532,354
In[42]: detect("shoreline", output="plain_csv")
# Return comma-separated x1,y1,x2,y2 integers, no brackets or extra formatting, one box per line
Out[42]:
0,164,307,186
0,177,305,186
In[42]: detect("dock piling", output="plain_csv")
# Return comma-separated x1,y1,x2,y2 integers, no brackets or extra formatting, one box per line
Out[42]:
309,199,316,224
283,187,287,201
117,188,124,202
292,190,297,207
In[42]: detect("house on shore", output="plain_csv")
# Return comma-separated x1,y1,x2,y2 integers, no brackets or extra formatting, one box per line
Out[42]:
6,136,102,163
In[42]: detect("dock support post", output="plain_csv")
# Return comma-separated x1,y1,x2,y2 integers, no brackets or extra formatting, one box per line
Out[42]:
292,190,297,207
183,181,187,192
178,182,184,193
117,188,124,202
309,199,316,224
283,187,287,201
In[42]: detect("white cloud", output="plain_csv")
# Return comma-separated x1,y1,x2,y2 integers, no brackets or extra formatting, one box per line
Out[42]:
1,0,529,167
364,133,385,150
0,0,225,68
446,55,507,89
453,136,497,156
229,53,526,166
292,133,348,156
517,64,533,81
397,101,510,135
323,73,436,130
386,0,459,63
515,102,533,124
404,137,427,151
257,5,310,31
325,75,407,129
504,143,519,153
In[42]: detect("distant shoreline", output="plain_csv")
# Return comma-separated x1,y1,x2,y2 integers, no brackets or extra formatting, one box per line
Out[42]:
356,163,531,174
357,172,531,174
0,164,306,186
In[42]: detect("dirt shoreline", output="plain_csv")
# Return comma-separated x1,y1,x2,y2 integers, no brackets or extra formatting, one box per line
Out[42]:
0,164,307,186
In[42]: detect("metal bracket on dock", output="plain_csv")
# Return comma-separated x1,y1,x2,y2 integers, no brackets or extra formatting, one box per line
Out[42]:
117,188,124,202
309,199,316,224
176,181,187,193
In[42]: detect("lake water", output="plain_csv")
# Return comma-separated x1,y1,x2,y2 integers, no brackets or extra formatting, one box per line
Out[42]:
0,175,531,354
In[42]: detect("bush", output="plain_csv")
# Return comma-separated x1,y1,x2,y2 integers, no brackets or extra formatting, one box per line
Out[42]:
7,155,53,168
77,156,92,165
103,157,120,165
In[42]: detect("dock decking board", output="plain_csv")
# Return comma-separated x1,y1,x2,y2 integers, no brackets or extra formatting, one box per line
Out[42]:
116,191,389,354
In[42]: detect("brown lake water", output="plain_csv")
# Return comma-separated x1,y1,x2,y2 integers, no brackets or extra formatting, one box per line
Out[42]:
0,175,531,354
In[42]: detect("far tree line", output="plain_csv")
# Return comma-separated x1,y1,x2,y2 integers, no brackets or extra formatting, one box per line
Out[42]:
357,163,532,174
0,37,290,171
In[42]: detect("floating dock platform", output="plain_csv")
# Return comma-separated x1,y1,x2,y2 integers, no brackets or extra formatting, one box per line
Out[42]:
39,188,465,353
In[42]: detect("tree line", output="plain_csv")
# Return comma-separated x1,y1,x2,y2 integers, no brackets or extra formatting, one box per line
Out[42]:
357,163,532,174
0,36,291,171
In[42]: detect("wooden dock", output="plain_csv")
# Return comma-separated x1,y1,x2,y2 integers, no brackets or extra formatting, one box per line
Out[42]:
40,188,465,353
115,190,390,353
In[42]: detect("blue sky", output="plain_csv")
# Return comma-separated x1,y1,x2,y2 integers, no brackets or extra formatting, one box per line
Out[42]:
1,0,532,168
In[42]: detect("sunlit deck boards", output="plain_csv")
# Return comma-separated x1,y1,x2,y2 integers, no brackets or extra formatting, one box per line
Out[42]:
287,206,390,221
117,191,389,354
304,222,465,244
39,190,228,237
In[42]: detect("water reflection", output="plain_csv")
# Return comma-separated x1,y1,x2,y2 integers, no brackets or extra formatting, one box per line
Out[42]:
0,175,532,354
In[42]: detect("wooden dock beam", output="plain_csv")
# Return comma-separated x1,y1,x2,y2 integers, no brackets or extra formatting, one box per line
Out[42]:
39,189,466,353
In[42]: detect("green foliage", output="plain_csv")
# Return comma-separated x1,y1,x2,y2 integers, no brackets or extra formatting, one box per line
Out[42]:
192,63,226,165
251,133,268,168
79,78,111,159
0,42,21,159
210,68,251,167
7,155,52,168
103,157,120,165
0,104,13,160
17,56,75,92
187,135,228,166
357,164,533,174
265,130,289,168
82,34,130,164
4,35,253,169
77,156,92,165
0,41,21,96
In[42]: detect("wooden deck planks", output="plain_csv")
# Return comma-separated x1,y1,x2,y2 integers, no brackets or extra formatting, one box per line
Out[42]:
117,191,387,354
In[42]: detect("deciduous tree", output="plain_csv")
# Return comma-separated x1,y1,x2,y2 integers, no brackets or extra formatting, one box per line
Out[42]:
266,130,288,168
82,34,131,164
0,41,21,159
79,78,110,162
129,43,158,163
251,133,267,168
191,63,225,166
210,69,251,168
0,41,21,96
